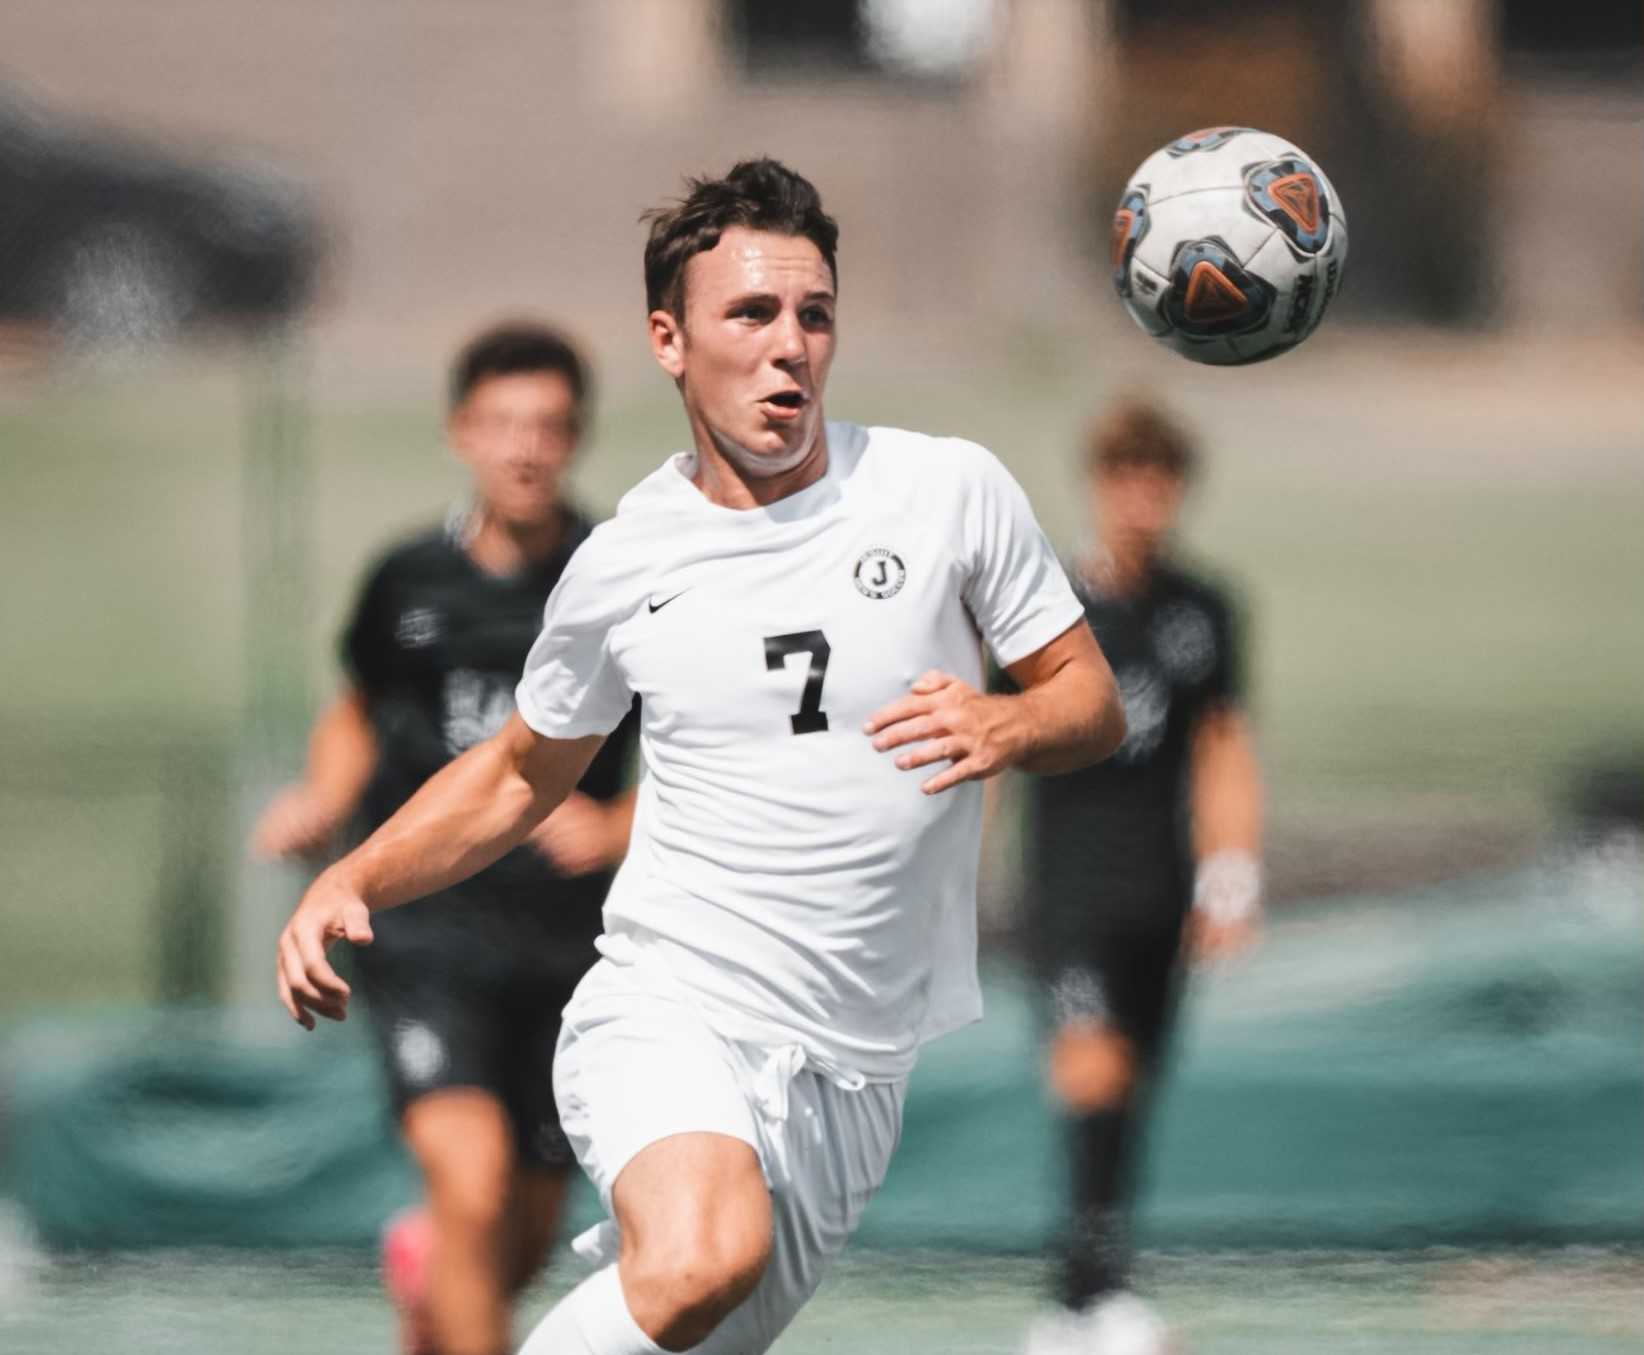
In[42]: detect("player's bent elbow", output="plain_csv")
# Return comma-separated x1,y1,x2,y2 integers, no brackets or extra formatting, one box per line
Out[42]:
507,717,606,815
1056,680,1126,771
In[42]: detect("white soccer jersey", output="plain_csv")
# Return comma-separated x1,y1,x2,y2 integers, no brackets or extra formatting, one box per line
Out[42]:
516,421,1083,1079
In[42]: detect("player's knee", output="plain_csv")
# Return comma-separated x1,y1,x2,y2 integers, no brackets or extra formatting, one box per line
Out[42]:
626,1220,771,1344
430,1170,512,1238
1049,1025,1137,1112
418,1143,514,1237
673,1235,769,1325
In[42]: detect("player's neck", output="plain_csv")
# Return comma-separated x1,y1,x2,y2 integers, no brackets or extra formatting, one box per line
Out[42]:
689,423,830,510
1087,540,1155,597
464,505,564,577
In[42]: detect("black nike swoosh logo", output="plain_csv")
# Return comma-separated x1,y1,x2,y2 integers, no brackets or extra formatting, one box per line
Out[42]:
648,590,690,613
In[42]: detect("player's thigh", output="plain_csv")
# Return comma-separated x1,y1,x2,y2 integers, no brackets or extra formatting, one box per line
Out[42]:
552,961,763,1213
362,956,517,1208
361,951,506,1109
687,1073,906,1355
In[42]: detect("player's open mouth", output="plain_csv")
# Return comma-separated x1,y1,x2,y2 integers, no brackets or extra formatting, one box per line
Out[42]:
760,391,807,419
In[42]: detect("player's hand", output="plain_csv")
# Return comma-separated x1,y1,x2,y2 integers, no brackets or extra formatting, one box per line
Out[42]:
1184,906,1260,967
251,784,343,861
528,792,624,876
865,670,1021,795
276,871,374,1030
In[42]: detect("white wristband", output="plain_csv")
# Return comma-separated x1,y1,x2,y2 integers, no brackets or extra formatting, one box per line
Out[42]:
1193,849,1263,925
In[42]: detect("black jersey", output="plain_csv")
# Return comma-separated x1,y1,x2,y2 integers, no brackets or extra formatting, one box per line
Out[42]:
341,511,636,980
1026,558,1242,937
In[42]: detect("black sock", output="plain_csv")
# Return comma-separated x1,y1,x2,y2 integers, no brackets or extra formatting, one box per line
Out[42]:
1056,1105,1134,1309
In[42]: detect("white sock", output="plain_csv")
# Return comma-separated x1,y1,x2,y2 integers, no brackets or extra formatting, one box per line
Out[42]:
519,1264,669,1355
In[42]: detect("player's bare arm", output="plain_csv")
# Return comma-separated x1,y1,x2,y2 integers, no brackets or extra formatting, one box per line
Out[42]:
276,713,603,1029
1186,704,1264,961
865,621,1124,795
251,687,376,859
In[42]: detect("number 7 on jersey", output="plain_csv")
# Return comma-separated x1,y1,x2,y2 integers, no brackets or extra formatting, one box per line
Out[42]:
764,631,831,735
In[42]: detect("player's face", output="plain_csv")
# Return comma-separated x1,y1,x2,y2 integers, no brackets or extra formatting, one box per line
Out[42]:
1094,462,1186,556
649,226,836,477
448,371,581,527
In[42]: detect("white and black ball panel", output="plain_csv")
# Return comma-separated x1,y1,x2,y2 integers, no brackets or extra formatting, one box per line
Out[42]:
1120,258,1173,336
1244,229,1325,347
1130,191,1274,278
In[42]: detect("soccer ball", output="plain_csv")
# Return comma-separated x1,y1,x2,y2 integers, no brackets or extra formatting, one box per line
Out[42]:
1111,127,1347,365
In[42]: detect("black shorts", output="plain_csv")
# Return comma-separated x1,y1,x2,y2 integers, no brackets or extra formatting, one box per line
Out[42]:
359,950,582,1171
1034,916,1188,1068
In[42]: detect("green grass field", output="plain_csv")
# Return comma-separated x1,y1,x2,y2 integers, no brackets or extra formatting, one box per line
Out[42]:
2,332,1641,1009
4,1244,1641,1354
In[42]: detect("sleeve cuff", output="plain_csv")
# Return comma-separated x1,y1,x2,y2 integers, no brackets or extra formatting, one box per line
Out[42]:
988,598,1088,671
514,688,626,742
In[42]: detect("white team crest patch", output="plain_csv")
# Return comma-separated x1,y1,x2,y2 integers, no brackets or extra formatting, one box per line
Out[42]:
853,548,906,599
394,1021,446,1084
395,607,441,649
1151,603,1216,683
443,668,515,754
1114,665,1169,762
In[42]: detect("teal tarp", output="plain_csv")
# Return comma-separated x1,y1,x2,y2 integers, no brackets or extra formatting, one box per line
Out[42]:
5,852,1640,1250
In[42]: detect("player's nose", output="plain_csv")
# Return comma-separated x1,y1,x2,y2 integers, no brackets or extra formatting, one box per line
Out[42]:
770,308,807,364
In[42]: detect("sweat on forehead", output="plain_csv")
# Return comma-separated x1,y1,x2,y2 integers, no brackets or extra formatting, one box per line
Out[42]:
682,229,834,305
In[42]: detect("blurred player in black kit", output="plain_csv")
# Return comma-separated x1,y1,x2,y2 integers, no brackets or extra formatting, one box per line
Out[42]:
253,321,637,1355
1022,400,1264,1355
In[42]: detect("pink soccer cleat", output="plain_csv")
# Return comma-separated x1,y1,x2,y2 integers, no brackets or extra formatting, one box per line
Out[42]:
381,1206,435,1355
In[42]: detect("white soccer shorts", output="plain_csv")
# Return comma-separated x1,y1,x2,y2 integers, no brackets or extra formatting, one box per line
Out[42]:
551,953,906,1354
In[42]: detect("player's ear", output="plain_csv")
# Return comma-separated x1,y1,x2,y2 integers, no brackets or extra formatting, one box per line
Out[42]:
445,405,474,468
648,308,686,380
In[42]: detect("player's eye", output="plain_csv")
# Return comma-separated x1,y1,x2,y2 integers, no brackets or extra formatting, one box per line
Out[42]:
533,415,580,441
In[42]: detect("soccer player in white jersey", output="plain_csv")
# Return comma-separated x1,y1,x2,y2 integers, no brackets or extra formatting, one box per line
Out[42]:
277,158,1125,1355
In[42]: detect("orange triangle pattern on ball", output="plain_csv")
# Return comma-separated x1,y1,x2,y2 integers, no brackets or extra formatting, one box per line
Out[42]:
1268,173,1321,234
1183,261,1247,323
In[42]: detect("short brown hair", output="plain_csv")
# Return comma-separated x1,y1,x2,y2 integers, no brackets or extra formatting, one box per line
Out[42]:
641,158,839,318
1087,398,1198,479
450,321,590,412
